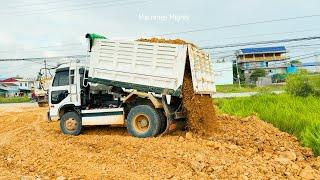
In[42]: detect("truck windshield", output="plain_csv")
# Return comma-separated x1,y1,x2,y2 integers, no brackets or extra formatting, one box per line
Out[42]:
52,71,69,86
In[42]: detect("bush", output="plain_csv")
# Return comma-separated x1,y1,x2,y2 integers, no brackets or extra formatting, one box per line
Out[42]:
285,70,314,97
250,69,266,82
272,73,287,83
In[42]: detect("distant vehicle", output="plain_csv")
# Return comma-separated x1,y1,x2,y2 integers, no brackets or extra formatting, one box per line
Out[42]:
47,34,215,138
35,69,52,107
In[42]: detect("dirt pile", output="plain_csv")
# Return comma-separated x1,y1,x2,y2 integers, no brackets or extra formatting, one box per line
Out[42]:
1,105,320,179
137,37,196,47
182,69,217,136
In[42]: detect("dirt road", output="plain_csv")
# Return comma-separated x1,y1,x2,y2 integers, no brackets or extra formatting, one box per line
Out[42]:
1,105,320,179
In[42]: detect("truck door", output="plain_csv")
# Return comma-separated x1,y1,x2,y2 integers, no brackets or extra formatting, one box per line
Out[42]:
49,67,80,118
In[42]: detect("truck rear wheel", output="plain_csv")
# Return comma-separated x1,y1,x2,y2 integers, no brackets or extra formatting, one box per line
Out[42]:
157,110,167,135
127,105,161,138
60,112,82,135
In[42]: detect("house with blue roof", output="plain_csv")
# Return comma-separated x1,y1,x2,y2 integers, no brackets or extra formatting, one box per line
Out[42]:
236,46,289,82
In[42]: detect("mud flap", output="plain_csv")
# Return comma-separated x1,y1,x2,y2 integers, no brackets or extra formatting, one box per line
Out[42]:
47,111,52,122
159,96,186,136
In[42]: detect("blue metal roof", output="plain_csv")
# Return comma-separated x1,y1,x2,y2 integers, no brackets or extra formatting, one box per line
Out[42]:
301,62,320,67
239,46,286,55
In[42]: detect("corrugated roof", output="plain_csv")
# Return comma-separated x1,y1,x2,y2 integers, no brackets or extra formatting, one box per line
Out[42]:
0,78,18,83
301,62,320,66
239,46,286,55
1,83,18,87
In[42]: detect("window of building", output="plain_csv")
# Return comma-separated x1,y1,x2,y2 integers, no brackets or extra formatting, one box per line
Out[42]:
245,54,254,59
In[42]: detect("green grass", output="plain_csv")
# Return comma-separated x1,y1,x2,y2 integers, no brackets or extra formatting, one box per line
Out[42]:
216,74,319,93
215,93,320,155
0,96,30,104
216,84,285,93
308,74,320,89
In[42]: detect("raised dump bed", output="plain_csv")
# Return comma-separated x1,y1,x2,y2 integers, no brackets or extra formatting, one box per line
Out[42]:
88,39,216,96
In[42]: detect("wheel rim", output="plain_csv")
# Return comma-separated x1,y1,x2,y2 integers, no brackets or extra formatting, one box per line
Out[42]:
133,114,150,133
65,118,77,131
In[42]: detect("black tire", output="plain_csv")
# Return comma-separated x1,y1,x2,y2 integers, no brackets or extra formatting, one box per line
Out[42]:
60,111,82,135
127,105,161,138
157,110,167,135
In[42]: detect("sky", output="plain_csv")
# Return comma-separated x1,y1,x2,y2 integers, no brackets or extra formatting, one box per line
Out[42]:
0,0,320,78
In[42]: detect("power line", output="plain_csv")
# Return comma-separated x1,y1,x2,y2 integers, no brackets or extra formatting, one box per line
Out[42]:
1,0,123,13
209,41,320,56
2,0,149,16
196,28,320,43
202,35,320,49
1,0,76,9
149,14,320,37
0,55,88,62
291,54,320,61
0,43,84,53
0,48,86,57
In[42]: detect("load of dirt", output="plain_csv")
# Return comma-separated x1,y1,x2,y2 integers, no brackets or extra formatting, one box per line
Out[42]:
1,105,320,179
181,64,217,136
137,37,196,47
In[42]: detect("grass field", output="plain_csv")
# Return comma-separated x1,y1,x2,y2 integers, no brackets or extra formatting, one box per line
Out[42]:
215,93,320,155
216,84,285,93
0,96,30,104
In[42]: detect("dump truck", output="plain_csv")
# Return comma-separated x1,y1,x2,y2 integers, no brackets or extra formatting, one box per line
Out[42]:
48,34,216,138
35,71,52,107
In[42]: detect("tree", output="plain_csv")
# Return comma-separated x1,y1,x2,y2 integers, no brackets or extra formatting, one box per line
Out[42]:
250,69,266,82
290,60,302,66
233,64,245,83
272,73,287,83
285,70,314,97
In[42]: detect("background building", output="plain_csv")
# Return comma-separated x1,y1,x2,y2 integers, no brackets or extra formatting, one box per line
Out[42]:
0,83,19,97
15,77,37,94
298,61,320,73
0,77,36,96
236,46,289,82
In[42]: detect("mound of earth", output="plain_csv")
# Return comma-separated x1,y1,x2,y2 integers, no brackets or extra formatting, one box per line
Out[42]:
0,105,320,179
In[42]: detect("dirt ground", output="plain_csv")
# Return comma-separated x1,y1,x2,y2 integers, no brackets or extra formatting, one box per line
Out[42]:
1,106,320,179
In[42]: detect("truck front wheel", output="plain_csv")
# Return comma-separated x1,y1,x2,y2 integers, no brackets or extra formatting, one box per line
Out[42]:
127,105,161,138
60,112,82,135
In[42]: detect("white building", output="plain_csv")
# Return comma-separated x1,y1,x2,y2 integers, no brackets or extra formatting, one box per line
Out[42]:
16,78,37,92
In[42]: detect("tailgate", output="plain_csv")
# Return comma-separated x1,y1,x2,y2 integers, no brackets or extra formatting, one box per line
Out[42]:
188,45,216,95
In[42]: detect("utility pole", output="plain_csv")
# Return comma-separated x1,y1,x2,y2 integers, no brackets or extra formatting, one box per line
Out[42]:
235,52,241,88
44,60,47,78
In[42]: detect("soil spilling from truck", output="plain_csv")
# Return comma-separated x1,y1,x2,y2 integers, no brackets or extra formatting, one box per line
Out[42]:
181,66,217,136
